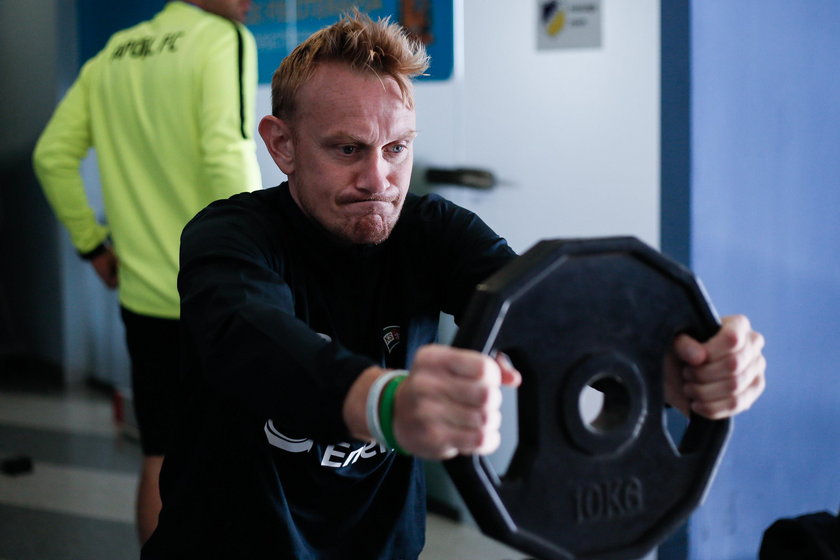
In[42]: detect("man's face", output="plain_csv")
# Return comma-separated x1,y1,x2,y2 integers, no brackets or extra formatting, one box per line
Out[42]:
282,63,417,245
199,0,252,23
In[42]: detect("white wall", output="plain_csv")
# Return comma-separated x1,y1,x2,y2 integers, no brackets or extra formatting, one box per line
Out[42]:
417,0,660,254
257,1,660,252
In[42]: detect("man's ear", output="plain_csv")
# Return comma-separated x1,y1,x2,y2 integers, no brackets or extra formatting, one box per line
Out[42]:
259,115,295,175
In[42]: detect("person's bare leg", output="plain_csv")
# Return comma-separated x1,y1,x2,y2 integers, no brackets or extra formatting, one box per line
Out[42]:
137,455,164,544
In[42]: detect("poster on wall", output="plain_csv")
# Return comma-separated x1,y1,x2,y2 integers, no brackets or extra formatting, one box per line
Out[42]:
247,0,454,84
537,0,602,50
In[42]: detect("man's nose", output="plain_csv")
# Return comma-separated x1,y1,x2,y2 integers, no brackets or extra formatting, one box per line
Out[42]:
357,152,390,194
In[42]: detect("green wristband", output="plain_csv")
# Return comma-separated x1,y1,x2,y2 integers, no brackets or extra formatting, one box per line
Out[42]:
379,374,409,455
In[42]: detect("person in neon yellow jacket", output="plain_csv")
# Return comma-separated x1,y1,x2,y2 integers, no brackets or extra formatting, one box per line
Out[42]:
32,0,261,545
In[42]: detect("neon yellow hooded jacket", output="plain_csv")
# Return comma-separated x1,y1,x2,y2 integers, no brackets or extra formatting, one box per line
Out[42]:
33,1,262,318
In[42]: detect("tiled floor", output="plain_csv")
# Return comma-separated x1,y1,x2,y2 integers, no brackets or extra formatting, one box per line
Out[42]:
0,356,527,560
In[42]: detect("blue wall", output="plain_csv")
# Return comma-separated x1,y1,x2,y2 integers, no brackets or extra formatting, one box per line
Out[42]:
688,1,840,558
77,2,159,62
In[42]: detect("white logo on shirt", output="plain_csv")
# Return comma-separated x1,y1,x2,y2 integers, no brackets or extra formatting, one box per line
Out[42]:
264,419,313,452
382,325,401,354
263,420,389,468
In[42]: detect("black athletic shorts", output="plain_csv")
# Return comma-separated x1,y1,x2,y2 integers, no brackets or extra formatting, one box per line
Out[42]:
120,306,180,457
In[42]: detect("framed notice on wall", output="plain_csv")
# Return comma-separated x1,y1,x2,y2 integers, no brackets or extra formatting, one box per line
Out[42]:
247,0,454,84
537,0,602,50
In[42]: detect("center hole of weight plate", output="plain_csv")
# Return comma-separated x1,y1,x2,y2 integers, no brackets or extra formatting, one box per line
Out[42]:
579,375,632,433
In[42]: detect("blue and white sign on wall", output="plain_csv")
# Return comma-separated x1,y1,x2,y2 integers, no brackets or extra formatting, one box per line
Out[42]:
246,0,454,84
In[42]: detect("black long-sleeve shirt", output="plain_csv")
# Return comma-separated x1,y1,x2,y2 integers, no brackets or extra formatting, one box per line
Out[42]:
141,183,516,559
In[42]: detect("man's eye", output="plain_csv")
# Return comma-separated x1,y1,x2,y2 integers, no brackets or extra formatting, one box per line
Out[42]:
340,145,358,155
390,144,406,154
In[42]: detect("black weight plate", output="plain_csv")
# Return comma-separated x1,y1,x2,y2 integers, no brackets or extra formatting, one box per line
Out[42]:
445,236,731,560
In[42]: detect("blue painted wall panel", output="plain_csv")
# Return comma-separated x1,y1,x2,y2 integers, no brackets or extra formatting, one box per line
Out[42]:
248,0,454,84
690,1,840,558
77,1,159,63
